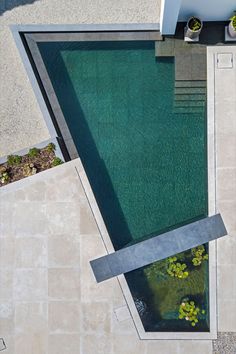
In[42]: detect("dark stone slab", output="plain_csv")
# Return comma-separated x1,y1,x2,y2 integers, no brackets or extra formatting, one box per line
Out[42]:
90,214,227,283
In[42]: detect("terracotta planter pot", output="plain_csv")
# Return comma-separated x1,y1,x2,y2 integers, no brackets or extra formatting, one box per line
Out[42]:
185,17,203,39
228,20,236,38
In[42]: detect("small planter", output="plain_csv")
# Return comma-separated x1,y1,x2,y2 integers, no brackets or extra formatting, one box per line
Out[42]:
185,16,203,40
228,13,236,38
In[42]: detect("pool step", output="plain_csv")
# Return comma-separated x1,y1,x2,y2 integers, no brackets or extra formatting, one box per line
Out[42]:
173,80,206,114
155,38,175,57
173,107,205,114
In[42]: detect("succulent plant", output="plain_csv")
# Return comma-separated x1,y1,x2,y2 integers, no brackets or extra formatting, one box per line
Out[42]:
0,171,9,184
28,147,40,158
51,157,63,167
167,257,189,279
179,299,205,327
7,154,22,166
191,245,208,266
46,142,56,152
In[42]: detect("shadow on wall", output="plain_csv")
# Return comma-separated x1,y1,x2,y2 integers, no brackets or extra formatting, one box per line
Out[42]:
0,0,40,15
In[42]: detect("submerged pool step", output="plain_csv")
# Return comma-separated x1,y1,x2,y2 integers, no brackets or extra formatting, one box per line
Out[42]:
175,80,206,88
174,100,205,108
174,94,205,101
173,107,205,114
175,87,206,95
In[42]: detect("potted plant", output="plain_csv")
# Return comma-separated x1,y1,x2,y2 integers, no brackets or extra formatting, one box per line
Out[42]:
185,16,203,39
228,11,236,38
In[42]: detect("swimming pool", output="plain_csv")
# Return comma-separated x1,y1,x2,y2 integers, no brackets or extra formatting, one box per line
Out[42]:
38,40,209,331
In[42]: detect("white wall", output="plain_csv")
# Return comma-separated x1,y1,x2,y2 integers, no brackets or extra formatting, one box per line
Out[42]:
178,0,236,21
160,0,182,34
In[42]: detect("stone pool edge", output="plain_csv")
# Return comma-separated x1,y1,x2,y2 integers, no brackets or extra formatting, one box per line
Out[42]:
10,24,217,340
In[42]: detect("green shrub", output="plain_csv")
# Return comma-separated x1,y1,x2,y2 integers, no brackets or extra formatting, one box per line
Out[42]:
191,245,208,266
0,171,9,184
7,155,22,166
51,157,63,167
230,12,236,30
167,257,189,279
28,147,40,158
189,17,202,31
179,299,205,327
46,143,56,153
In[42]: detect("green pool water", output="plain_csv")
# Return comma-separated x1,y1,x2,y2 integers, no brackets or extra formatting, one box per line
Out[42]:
38,40,208,331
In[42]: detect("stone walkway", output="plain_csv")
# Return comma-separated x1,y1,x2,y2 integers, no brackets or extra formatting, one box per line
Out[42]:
0,160,213,354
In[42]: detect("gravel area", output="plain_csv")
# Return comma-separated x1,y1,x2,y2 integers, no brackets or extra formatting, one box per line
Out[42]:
0,0,161,157
213,333,236,354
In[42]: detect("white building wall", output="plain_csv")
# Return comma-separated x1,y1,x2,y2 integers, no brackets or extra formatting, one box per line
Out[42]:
178,0,236,21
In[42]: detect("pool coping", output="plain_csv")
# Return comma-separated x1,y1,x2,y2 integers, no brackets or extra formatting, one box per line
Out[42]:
10,24,217,340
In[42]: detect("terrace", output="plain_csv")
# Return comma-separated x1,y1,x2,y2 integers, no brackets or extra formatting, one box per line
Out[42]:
0,1,236,354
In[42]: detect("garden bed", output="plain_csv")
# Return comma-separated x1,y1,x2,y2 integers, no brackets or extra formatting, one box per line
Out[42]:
0,143,63,187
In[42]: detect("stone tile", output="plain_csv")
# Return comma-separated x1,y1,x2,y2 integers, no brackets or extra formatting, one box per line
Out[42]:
15,333,47,354
45,202,80,234
217,168,236,200
218,300,236,332
48,334,80,354
217,237,236,265
15,302,47,334
114,305,131,322
48,235,80,267
147,340,178,354
0,238,15,268
49,301,80,333
177,340,212,354
80,204,99,234
113,334,146,354
218,265,236,300
111,312,136,335
0,202,14,236
12,202,47,237
15,238,47,268
217,201,236,235
45,172,84,201
13,269,47,301
217,134,236,168
48,268,80,300
0,302,14,335
82,334,112,354
0,269,13,300
82,302,111,334
24,181,46,201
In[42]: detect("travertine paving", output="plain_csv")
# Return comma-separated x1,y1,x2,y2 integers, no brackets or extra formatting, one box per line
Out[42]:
0,160,213,354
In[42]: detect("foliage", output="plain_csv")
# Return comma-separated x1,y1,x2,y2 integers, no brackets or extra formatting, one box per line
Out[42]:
167,257,189,279
144,259,167,279
7,154,22,166
230,12,236,30
46,142,56,152
189,17,202,31
28,147,40,158
0,172,9,184
51,157,63,167
191,245,208,266
179,299,205,327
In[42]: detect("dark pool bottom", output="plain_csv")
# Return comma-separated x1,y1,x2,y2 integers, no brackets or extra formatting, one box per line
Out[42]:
37,40,209,332
125,247,209,332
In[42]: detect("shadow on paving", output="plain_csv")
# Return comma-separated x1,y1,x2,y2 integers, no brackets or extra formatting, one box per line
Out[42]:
0,0,40,15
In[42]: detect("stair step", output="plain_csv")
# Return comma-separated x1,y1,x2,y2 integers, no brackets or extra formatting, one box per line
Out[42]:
175,80,206,88
174,94,205,101
175,87,206,95
173,107,205,114
155,39,174,57
174,100,205,108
